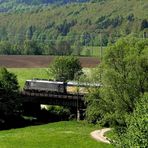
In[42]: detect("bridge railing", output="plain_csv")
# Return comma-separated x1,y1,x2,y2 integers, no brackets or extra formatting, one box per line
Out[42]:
21,91,84,100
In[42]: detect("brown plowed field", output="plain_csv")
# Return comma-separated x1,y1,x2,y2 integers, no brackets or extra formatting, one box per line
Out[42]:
0,55,100,68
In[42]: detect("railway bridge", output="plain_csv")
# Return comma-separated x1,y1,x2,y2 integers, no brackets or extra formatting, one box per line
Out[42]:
20,91,85,107
18,81,101,119
20,91,86,120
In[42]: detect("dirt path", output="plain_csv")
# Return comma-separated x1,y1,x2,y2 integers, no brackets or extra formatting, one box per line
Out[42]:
90,128,111,144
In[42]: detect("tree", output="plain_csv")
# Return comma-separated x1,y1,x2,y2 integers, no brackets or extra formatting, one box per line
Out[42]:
48,56,82,81
85,37,148,126
72,42,82,56
114,93,148,147
0,41,13,55
0,67,19,121
23,40,42,55
26,25,35,40
57,19,76,36
141,19,148,30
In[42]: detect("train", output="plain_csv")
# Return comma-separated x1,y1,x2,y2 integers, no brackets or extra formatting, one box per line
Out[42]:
23,79,101,94
24,79,67,93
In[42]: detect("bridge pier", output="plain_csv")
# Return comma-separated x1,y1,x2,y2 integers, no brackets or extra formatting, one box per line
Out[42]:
77,110,80,121
70,107,84,120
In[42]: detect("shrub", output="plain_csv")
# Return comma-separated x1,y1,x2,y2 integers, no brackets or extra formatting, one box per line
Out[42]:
114,93,148,147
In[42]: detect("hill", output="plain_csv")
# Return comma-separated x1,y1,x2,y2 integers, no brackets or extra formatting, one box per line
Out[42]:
0,0,90,12
0,0,148,55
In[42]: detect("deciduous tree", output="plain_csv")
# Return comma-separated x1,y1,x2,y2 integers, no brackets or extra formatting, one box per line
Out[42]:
86,37,148,126
114,93,148,147
48,56,82,81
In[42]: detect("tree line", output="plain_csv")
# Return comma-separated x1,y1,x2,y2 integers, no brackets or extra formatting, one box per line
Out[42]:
0,40,75,55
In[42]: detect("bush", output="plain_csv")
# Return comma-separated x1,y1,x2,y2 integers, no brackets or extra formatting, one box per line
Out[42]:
113,93,148,147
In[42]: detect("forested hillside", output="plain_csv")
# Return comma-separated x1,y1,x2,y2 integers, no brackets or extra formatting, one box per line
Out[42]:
0,0,148,55
0,0,90,12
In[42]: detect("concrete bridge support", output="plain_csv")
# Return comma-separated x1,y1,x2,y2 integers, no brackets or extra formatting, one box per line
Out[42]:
70,107,85,120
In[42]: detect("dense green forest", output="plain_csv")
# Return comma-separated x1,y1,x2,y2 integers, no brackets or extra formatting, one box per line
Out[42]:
0,0,148,55
0,0,96,12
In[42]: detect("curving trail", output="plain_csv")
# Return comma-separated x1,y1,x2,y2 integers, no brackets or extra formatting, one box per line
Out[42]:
90,128,111,144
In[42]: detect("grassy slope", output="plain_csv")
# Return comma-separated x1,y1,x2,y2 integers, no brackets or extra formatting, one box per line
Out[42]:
0,121,113,148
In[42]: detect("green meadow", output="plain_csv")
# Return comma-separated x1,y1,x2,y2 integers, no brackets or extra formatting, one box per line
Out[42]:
0,121,113,148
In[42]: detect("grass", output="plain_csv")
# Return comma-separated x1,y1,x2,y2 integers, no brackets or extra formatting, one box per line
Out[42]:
105,129,115,140
0,121,113,148
106,130,114,137
8,68,49,89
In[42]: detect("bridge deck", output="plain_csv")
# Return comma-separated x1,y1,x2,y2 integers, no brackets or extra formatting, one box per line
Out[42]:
20,91,85,108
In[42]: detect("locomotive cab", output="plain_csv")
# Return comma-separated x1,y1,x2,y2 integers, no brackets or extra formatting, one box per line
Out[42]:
23,79,67,94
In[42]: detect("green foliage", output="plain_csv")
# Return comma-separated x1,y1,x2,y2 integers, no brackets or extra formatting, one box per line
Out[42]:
0,67,19,93
0,41,13,54
0,67,19,117
114,93,148,147
141,19,148,30
45,105,70,117
23,40,42,55
85,37,148,126
0,40,74,55
54,41,73,55
57,19,76,36
49,56,82,81
96,15,122,30
72,42,83,56
85,89,101,123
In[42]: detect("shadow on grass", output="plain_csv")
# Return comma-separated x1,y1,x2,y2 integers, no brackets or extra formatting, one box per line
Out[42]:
0,110,71,131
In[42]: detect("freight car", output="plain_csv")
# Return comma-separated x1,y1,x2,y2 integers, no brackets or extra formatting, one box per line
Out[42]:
24,79,67,94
